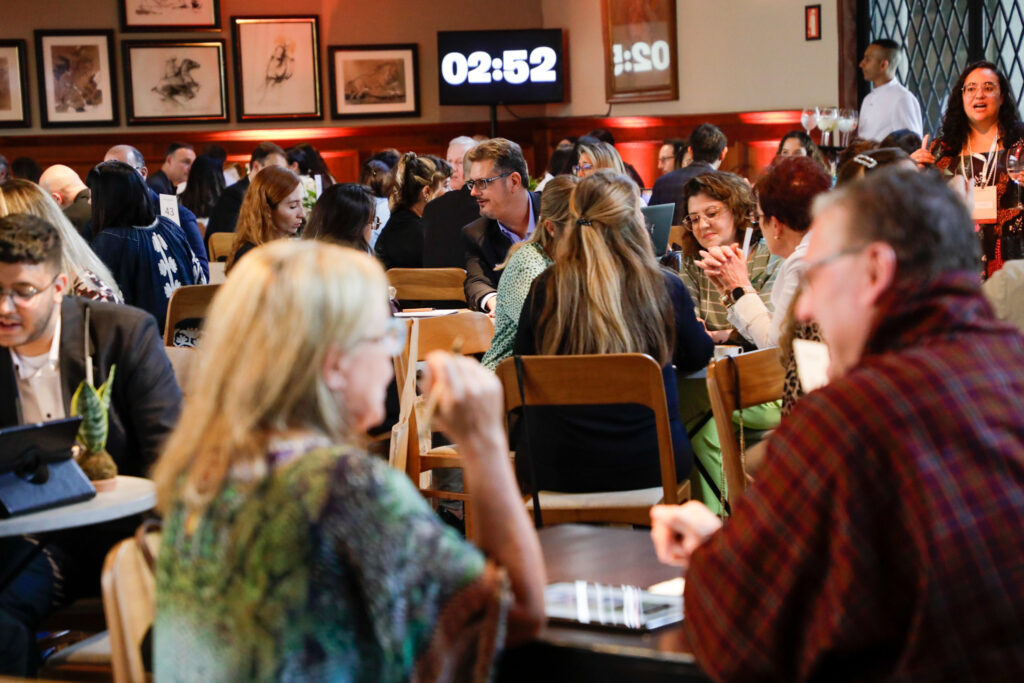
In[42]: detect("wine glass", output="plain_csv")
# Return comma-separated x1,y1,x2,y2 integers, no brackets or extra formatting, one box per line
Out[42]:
800,107,819,136
836,108,858,147
1007,142,1024,210
817,106,839,147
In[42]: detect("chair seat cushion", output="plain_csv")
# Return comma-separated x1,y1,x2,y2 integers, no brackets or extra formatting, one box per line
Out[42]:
526,486,664,510
43,630,111,665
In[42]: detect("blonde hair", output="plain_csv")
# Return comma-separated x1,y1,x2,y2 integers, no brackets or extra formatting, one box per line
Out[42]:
537,170,672,364
577,142,626,175
0,179,122,298
497,174,578,270
153,240,389,513
228,166,301,271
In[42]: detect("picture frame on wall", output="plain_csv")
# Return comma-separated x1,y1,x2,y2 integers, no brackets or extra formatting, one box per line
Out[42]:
231,16,322,121
0,40,30,128
35,30,118,128
122,40,228,125
328,43,420,120
600,0,679,104
119,0,221,32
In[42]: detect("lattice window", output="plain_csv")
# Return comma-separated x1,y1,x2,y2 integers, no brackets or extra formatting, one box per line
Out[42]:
867,0,1024,136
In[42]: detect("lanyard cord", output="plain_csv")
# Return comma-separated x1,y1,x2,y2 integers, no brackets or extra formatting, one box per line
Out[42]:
964,135,999,187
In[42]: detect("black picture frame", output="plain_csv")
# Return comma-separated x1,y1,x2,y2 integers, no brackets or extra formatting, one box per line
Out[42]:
328,43,420,120
0,40,30,129
231,15,322,122
119,0,221,32
35,30,119,128
122,39,228,125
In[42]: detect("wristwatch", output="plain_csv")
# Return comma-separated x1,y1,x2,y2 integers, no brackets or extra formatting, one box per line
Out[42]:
723,286,756,308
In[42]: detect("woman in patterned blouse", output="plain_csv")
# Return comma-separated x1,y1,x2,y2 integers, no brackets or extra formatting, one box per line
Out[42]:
0,179,122,302
151,240,544,681
482,174,577,370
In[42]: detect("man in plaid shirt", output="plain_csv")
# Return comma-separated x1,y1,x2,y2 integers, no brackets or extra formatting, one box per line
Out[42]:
652,169,1024,680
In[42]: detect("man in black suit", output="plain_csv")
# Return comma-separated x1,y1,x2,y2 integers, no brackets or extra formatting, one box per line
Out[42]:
38,164,92,237
204,141,288,248
0,215,182,676
146,142,195,196
462,138,541,313
422,136,481,268
649,123,729,224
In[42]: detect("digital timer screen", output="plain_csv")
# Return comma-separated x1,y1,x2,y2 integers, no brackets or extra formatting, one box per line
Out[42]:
437,29,565,106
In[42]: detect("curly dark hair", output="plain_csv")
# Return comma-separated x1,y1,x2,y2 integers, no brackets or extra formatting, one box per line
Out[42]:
680,171,759,257
0,213,62,270
936,60,1024,157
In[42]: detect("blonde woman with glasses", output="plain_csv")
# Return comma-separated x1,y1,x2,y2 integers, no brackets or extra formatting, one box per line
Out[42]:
0,179,122,302
152,240,543,681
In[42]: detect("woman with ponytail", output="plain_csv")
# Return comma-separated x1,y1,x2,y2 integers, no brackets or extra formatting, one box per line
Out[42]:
374,152,451,268
512,169,713,493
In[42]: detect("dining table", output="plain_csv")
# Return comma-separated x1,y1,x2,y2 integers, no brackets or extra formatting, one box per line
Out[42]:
496,523,710,682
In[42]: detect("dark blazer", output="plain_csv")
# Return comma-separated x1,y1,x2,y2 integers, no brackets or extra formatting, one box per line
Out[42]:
205,176,250,248
422,187,482,268
64,189,92,238
0,297,182,477
375,207,425,269
147,169,175,197
649,161,719,225
461,190,541,311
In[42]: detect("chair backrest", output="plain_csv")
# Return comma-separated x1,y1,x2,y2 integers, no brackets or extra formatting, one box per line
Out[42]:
208,233,234,262
668,224,687,252
163,284,220,346
207,260,227,284
705,347,784,502
494,353,680,506
387,267,467,303
165,346,198,396
394,311,494,390
101,530,160,683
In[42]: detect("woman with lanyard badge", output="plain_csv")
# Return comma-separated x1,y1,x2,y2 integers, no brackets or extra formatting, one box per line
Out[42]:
911,60,1024,277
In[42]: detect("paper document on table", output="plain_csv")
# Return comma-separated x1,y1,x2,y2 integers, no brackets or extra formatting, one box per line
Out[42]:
793,339,830,393
394,309,459,318
544,581,684,631
647,577,685,596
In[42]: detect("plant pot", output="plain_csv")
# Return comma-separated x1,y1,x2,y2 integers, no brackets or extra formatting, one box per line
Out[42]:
91,477,118,493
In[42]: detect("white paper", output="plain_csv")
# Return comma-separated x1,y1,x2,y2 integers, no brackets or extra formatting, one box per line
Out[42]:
741,227,753,259
394,309,459,318
159,194,181,226
647,577,685,596
793,339,831,393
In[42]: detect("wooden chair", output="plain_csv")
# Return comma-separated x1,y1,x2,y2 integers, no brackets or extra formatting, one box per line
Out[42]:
165,346,198,396
705,347,785,505
207,260,227,284
390,312,494,540
387,268,467,304
668,224,687,251
207,233,234,262
494,353,687,527
101,526,160,683
163,284,220,346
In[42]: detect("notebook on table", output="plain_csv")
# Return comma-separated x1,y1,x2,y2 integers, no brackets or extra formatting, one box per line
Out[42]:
545,580,684,632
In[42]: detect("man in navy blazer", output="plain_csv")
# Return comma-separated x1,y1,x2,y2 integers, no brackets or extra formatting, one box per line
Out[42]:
0,215,181,676
649,123,729,225
461,138,541,313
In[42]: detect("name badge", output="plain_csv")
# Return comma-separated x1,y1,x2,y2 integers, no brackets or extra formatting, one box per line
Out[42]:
972,185,997,223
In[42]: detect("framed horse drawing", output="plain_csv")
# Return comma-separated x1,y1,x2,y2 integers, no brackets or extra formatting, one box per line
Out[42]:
122,40,227,125
231,16,322,122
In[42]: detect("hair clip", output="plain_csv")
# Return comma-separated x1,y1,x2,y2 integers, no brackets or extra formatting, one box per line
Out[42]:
853,154,878,169
576,217,593,226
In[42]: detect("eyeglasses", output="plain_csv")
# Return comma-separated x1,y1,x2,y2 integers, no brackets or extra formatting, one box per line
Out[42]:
0,274,60,306
799,243,869,289
658,156,675,164
354,317,407,357
572,163,594,175
682,204,729,230
963,82,1000,98
368,216,381,231
464,172,512,192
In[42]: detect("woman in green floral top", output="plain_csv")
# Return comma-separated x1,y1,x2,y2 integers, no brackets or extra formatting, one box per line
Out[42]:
482,175,577,370
678,172,780,343
152,240,544,681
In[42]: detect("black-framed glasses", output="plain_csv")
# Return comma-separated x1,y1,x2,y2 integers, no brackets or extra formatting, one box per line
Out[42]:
464,172,512,192
658,155,675,163
0,274,60,306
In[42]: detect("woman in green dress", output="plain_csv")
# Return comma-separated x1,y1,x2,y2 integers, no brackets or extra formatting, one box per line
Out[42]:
152,240,544,681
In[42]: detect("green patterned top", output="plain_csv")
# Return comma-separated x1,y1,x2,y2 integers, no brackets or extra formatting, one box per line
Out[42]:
679,240,781,330
482,242,552,371
154,441,494,682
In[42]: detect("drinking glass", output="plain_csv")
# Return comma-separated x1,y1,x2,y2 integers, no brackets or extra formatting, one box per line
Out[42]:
800,107,819,136
1007,142,1024,210
817,106,839,146
836,108,858,147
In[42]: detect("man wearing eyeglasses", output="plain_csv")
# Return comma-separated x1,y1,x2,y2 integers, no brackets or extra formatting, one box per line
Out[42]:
657,138,688,177
461,138,541,314
0,215,181,676
858,38,923,141
651,169,1024,680
649,124,727,225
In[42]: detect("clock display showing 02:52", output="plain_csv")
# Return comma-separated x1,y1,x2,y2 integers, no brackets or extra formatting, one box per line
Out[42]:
441,47,558,85
612,40,671,75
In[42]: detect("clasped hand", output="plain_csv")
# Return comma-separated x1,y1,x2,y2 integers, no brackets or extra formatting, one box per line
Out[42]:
694,243,752,297
650,502,723,571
